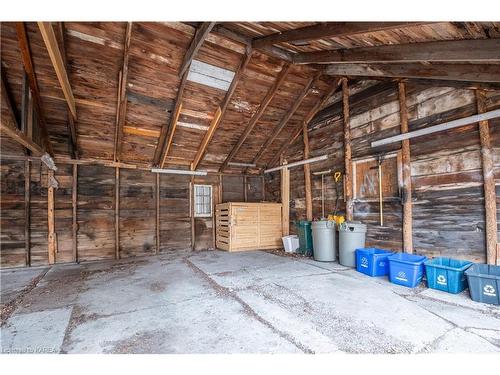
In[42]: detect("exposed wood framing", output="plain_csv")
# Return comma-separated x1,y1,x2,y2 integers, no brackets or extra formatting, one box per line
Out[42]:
399,82,413,253
252,22,430,48
294,39,500,64
267,78,341,168
261,175,265,201
113,22,133,162
37,22,77,119
281,157,290,236
155,172,160,255
115,167,120,260
0,104,44,156
251,73,319,166
47,169,56,264
220,63,292,172
72,164,78,262
190,176,195,250
324,62,500,84
244,175,248,202
342,78,353,221
191,48,253,171
16,22,54,155
178,22,216,77
476,90,498,265
303,121,313,221
24,161,31,266
20,72,30,155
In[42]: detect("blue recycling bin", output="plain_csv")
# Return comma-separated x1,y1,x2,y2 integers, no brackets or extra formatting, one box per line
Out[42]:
388,253,427,288
465,264,500,305
355,248,394,277
425,257,473,294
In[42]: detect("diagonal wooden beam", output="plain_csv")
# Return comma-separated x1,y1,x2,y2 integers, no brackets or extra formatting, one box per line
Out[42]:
324,62,500,83
219,62,292,172
55,22,78,159
178,22,216,78
37,22,77,119
1,76,44,155
252,22,433,48
16,22,54,156
113,22,133,162
266,78,341,168
293,39,500,65
250,72,320,166
190,48,253,171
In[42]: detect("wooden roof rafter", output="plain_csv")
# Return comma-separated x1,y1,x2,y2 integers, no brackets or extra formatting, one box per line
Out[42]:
266,78,342,168
178,22,216,77
15,22,54,156
113,22,133,162
219,62,293,172
190,47,254,171
293,38,500,64
252,22,434,48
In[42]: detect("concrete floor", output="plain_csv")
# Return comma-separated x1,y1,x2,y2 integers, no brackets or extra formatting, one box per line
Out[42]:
1,250,499,354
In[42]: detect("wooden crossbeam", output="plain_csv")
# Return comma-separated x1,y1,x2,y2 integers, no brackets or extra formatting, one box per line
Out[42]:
212,24,294,63
1,75,44,155
113,22,133,162
56,22,78,159
16,22,54,155
293,39,500,65
219,63,292,172
38,22,77,119
267,78,341,168
178,22,216,78
251,73,319,166
324,62,500,84
190,48,253,171
252,22,431,48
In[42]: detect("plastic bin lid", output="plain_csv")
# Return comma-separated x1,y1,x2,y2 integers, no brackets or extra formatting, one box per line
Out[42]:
297,220,312,226
339,221,367,232
311,220,335,228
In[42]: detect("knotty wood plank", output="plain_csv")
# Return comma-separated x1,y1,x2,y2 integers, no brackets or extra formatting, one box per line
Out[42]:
294,39,500,64
253,22,432,48
37,22,77,119
114,22,133,162
399,82,413,253
476,90,498,265
343,78,353,221
15,22,54,155
220,63,292,172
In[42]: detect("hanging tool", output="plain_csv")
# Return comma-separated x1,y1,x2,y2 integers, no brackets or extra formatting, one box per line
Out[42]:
333,171,342,217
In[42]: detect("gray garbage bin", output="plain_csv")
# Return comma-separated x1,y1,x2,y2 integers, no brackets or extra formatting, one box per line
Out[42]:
339,221,367,267
311,220,336,262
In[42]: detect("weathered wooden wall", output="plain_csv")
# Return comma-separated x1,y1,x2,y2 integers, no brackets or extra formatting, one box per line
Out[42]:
0,160,270,268
273,82,499,262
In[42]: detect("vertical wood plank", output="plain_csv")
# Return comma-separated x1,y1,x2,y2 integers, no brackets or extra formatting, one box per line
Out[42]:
156,172,160,255
115,167,120,260
190,176,195,251
399,82,413,253
342,78,353,221
476,90,498,265
303,121,313,221
72,164,78,262
47,169,56,264
24,160,31,266
281,157,290,236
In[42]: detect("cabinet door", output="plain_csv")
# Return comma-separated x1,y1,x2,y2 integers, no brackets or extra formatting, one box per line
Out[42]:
231,205,259,249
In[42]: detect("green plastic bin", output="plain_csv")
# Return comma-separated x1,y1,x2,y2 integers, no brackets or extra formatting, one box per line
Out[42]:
296,220,313,256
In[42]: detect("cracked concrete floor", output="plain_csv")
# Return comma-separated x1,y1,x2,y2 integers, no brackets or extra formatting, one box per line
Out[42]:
1,250,499,354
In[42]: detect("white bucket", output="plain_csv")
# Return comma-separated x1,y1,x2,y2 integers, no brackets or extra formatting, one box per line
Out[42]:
282,235,299,253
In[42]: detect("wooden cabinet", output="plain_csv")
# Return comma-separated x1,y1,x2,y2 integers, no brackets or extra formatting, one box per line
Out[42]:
215,202,282,252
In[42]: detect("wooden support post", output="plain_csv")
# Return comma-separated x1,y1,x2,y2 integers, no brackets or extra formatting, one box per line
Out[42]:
24,161,31,266
476,90,498,265
399,82,413,253
156,173,160,255
47,169,56,264
219,174,223,203
281,158,290,236
115,167,120,260
72,164,78,262
342,78,353,221
190,176,195,251
261,175,265,201
303,121,313,221
244,175,248,202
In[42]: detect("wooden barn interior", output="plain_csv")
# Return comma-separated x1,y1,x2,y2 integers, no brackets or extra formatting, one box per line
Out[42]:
1,21,499,354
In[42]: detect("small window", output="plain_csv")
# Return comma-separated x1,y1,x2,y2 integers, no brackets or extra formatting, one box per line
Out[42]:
194,184,213,217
